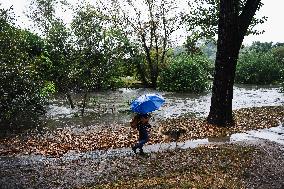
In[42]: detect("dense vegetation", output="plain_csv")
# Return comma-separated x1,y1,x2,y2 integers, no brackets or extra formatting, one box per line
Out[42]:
0,8,46,129
158,54,212,92
236,42,284,85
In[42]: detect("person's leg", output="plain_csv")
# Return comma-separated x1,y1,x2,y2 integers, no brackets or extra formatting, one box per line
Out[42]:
132,138,148,154
138,138,148,155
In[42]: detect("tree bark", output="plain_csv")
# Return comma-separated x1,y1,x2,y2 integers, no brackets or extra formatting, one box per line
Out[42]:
66,91,75,109
141,33,158,88
207,0,261,126
81,91,88,117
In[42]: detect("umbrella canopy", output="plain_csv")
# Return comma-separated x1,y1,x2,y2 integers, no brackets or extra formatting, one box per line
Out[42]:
130,93,165,114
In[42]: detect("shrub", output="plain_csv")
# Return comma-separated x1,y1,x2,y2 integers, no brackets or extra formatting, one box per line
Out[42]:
0,11,46,130
0,65,46,129
272,46,284,91
235,51,283,85
157,54,211,92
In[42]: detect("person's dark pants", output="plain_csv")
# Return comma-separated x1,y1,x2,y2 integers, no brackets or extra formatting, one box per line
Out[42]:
133,137,149,153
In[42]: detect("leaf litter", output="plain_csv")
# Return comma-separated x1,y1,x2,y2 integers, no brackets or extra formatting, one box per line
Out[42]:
0,106,283,157
0,106,284,188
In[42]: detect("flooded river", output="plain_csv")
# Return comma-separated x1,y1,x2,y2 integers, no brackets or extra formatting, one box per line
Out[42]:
45,84,284,128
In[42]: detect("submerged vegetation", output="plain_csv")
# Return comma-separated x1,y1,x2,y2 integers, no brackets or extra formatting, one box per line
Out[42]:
157,54,212,92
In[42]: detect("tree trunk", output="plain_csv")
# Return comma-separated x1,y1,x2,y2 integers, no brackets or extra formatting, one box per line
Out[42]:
141,33,158,88
130,49,149,87
81,91,88,117
136,61,149,86
207,0,261,126
66,91,75,109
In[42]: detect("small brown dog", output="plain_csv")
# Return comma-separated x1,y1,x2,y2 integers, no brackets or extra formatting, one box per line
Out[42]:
158,126,186,142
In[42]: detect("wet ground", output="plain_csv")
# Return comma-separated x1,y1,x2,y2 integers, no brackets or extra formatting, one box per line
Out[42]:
1,122,283,165
0,85,283,188
1,139,284,189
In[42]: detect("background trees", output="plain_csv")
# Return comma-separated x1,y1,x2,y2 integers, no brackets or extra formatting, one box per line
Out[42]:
182,0,267,48
28,0,76,108
236,42,284,85
99,0,182,88
71,3,134,115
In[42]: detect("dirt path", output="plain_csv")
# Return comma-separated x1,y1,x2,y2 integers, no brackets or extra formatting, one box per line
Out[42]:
1,139,284,189
244,141,284,189
1,106,283,157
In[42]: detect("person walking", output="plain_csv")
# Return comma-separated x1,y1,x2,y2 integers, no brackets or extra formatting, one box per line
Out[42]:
131,114,152,155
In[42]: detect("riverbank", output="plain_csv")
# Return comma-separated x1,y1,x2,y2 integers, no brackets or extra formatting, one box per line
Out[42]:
0,106,283,157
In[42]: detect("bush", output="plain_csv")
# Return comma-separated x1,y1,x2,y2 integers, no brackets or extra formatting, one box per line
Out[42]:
0,65,46,129
272,46,284,90
0,12,46,130
272,45,284,64
157,54,211,92
235,51,283,85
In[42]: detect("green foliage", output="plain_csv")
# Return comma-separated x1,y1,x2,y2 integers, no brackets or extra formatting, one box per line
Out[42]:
182,0,267,42
272,45,284,63
235,51,283,85
101,77,125,90
184,36,202,55
275,48,284,90
249,41,274,53
45,20,75,92
22,30,45,57
28,0,76,100
71,4,133,91
158,54,211,92
0,8,46,129
272,45,284,90
100,0,181,88
40,81,56,97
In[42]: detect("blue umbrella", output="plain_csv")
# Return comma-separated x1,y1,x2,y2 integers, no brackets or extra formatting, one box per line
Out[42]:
130,93,165,114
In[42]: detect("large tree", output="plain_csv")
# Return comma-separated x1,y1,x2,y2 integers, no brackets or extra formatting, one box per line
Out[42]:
182,0,266,48
207,0,262,126
98,0,181,88
27,0,76,108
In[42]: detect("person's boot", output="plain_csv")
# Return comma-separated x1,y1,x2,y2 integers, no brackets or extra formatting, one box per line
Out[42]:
132,146,137,154
139,148,146,156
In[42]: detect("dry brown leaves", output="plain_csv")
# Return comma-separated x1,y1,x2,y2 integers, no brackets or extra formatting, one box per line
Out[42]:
0,106,283,157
